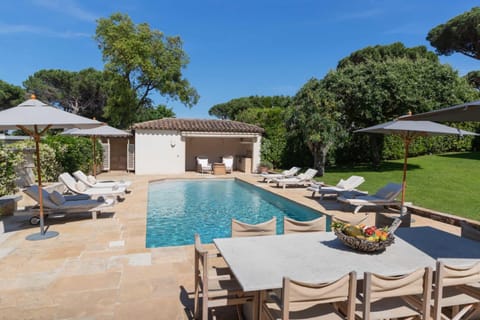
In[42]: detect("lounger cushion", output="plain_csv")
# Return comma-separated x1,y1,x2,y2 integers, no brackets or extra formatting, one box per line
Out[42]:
87,175,96,184
76,181,87,192
49,191,66,206
336,179,346,188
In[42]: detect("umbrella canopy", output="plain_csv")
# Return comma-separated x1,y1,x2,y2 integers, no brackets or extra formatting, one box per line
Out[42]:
63,125,132,137
402,100,480,122
0,98,102,130
356,120,476,137
356,120,477,219
0,96,102,240
63,125,132,176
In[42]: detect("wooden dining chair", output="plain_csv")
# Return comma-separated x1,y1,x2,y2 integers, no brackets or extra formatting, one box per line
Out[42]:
231,217,276,237
262,271,357,320
360,267,433,320
432,261,480,320
283,216,326,234
193,234,255,320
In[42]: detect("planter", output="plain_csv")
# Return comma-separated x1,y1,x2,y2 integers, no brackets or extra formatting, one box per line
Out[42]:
0,195,22,216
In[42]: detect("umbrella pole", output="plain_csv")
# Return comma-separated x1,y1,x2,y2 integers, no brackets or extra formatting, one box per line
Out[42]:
19,125,58,241
33,128,46,235
400,138,412,215
92,136,96,177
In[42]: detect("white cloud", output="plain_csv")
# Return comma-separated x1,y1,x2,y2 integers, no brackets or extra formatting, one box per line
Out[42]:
383,23,426,36
32,0,98,22
0,23,90,38
336,8,384,21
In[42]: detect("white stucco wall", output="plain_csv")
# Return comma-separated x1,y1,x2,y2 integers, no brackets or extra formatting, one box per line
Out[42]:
252,135,262,173
135,129,185,175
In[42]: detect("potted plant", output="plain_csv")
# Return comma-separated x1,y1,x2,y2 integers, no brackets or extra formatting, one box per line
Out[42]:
258,160,273,173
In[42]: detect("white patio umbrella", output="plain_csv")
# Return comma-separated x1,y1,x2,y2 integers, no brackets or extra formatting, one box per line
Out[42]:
403,100,480,122
356,120,478,216
63,125,131,177
0,96,102,240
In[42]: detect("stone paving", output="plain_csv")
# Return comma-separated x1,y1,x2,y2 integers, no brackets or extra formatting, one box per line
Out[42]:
0,171,461,319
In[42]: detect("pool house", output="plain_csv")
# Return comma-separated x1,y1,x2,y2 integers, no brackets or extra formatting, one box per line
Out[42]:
132,118,264,175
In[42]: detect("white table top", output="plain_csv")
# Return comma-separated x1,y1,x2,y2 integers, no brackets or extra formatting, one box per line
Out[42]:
214,226,480,292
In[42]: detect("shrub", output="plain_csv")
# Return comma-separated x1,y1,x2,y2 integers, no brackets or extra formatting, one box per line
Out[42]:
9,140,63,183
44,135,102,174
0,144,23,196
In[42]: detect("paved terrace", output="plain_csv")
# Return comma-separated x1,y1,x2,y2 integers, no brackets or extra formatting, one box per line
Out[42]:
0,172,461,319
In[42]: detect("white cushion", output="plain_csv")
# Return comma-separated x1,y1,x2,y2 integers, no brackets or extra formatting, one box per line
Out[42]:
49,191,66,206
336,179,347,188
87,175,96,184
76,181,87,192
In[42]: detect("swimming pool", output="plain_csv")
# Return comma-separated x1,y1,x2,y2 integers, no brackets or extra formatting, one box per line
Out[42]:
146,179,327,247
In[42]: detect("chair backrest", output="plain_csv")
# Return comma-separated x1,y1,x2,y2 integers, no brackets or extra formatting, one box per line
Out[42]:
283,216,326,234
285,166,301,176
363,267,432,320
460,221,480,242
196,156,209,167
433,261,480,320
59,172,84,194
374,183,402,200
302,168,318,180
231,217,276,237
222,155,234,167
23,185,58,209
282,272,357,320
332,215,368,227
73,170,93,187
341,175,365,190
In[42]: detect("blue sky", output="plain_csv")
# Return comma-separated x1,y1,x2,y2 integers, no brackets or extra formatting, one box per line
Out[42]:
0,0,478,118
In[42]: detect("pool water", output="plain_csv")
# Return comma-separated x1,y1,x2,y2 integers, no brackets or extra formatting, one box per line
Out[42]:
146,179,327,247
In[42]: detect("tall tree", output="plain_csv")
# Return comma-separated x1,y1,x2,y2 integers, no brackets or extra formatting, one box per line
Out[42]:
427,7,480,60
236,107,287,168
135,105,175,123
209,95,292,120
95,13,199,128
0,80,25,110
288,78,346,175
465,70,480,90
23,68,108,120
323,43,479,166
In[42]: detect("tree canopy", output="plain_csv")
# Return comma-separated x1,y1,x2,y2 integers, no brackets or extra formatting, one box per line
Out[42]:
0,80,25,110
23,68,108,120
288,78,346,175
95,13,199,128
322,43,479,166
209,95,292,120
135,105,175,123
427,7,480,59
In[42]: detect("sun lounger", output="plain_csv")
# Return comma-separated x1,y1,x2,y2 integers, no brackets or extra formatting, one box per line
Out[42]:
273,168,318,190
73,170,131,190
23,185,115,225
260,166,301,183
59,172,126,200
337,182,402,214
307,175,366,199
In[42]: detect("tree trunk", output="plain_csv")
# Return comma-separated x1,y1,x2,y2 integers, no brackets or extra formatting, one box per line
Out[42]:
369,135,384,169
308,142,331,177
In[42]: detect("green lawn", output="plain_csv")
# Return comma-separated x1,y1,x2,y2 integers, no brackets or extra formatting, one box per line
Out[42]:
314,152,480,221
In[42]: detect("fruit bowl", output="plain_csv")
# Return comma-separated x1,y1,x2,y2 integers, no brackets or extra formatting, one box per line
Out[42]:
332,222,395,252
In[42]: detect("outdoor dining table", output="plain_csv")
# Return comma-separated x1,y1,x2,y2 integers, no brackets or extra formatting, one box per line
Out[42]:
214,226,480,319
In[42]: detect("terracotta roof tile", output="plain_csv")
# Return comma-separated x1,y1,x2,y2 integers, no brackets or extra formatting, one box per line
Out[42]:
132,118,264,133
